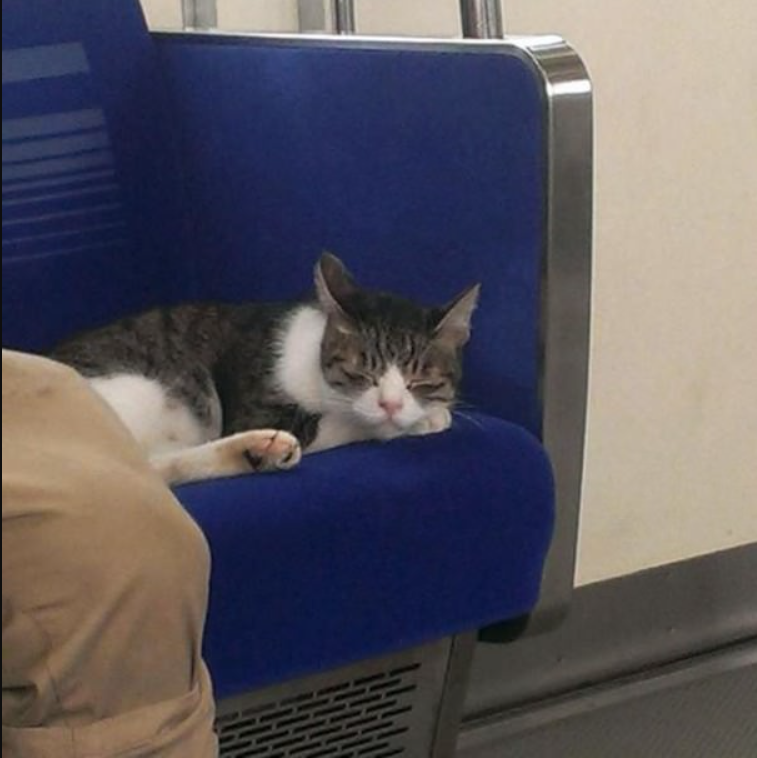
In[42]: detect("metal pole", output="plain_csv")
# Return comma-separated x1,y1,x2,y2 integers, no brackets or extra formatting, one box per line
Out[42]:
182,0,217,31
459,0,504,39
331,0,356,35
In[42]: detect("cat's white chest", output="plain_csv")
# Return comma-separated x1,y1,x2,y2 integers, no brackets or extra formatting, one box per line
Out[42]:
274,308,376,450
274,306,330,414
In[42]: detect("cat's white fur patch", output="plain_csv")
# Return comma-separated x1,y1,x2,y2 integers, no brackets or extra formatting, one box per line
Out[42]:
274,305,330,413
88,374,213,454
274,311,373,451
307,414,376,452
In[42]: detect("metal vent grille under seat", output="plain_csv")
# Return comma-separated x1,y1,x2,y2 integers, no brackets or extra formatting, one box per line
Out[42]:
216,641,452,758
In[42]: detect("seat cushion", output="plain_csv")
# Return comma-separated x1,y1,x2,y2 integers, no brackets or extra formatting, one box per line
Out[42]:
177,412,554,699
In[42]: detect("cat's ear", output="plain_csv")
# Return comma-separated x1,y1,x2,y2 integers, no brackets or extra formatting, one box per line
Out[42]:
315,253,358,332
433,284,481,348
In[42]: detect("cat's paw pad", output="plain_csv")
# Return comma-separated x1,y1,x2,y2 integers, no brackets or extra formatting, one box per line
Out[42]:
413,407,453,436
230,429,302,472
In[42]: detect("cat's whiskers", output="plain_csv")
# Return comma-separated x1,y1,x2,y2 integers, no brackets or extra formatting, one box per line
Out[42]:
451,409,484,430
451,397,478,411
293,390,357,416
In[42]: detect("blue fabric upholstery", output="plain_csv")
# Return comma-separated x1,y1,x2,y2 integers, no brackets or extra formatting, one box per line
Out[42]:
180,414,553,697
3,0,556,700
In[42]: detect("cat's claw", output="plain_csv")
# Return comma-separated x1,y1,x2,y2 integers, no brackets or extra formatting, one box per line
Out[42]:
412,407,453,437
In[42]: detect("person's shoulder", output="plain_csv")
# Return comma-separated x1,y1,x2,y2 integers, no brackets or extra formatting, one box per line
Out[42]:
3,350,84,397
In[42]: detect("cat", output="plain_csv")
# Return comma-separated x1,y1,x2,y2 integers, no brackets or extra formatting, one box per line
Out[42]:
51,254,480,485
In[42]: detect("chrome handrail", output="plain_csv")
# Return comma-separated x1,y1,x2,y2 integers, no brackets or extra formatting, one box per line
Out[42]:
460,0,504,39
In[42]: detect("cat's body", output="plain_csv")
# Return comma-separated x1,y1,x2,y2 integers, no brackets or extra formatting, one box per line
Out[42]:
52,255,479,485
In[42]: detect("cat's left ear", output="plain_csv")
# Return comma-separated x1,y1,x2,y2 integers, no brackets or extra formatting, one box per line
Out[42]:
433,284,481,348
315,253,359,333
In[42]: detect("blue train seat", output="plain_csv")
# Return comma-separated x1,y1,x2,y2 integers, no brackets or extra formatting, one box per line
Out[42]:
3,1,591,755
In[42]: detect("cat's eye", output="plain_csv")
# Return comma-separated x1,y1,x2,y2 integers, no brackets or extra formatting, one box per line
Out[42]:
342,369,377,386
408,380,451,403
408,381,446,392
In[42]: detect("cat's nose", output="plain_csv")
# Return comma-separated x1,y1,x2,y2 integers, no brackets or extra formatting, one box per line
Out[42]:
379,398,404,418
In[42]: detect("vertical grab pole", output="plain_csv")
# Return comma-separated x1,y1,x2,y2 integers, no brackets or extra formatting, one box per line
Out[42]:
182,0,218,31
331,0,357,35
459,0,504,39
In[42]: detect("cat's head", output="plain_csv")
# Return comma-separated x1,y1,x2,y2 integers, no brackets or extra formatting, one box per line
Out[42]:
315,253,480,435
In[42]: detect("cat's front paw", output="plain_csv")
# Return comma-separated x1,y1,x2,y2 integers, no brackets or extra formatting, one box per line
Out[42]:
412,407,453,437
229,429,302,473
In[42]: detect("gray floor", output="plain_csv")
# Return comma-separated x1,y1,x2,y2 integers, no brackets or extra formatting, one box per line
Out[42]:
458,641,757,758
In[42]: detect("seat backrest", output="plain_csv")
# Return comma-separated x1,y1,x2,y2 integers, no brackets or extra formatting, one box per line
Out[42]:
2,0,187,352
157,35,547,433
3,0,582,440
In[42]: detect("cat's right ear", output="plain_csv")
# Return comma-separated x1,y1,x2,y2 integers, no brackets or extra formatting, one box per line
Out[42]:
315,253,358,333
433,283,481,349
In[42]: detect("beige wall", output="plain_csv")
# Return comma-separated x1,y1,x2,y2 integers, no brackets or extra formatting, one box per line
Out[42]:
217,1,298,33
140,0,462,34
141,0,181,28
141,0,297,31
357,0,460,36
504,0,757,584
140,0,757,584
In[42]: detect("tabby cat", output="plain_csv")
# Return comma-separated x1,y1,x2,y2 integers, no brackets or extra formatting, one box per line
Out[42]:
52,254,480,485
